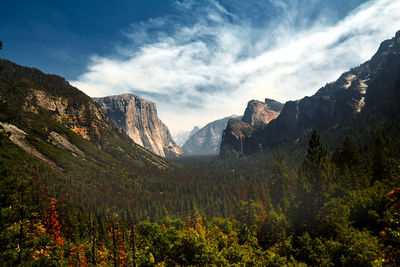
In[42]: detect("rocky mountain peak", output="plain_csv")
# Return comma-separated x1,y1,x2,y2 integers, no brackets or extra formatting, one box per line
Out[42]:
264,98,284,112
93,94,182,158
220,98,282,158
242,99,283,126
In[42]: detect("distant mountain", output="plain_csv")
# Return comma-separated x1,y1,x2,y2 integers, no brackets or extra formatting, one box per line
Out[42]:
220,30,400,158
220,99,283,158
182,116,240,156
173,126,200,147
93,94,182,158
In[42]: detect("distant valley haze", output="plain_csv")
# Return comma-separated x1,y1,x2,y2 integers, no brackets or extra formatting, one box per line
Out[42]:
1,0,400,133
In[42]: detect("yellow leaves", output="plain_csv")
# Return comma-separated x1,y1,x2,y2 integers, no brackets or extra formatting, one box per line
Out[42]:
31,247,50,261
149,252,155,263
187,226,200,238
96,245,108,266
8,222,19,232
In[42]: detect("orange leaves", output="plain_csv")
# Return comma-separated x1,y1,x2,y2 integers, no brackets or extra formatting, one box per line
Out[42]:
45,198,64,246
68,244,88,267
387,187,400,210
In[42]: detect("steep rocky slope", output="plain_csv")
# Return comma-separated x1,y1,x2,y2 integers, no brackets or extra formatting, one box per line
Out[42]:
220,30,400,158
93,94,182,158
220,98,283,157
182,116,240,156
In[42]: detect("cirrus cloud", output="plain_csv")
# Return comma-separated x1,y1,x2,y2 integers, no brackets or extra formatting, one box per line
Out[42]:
72,0,400,133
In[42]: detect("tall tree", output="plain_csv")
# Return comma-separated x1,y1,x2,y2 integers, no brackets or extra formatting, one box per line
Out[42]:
332,137,369,189
296,131,335,233
269,151,291,211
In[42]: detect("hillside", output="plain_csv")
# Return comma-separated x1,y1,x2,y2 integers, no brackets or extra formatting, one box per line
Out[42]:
0,59,170,218
220,31,400,158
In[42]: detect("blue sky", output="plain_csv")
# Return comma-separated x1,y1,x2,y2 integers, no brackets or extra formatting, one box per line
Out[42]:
1,0,400,133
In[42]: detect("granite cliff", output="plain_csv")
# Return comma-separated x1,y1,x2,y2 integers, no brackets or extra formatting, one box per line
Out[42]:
93,94,182,158
220,99,283,157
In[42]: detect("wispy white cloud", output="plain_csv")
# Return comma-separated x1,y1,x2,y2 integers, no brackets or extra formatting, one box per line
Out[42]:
72,0,400,133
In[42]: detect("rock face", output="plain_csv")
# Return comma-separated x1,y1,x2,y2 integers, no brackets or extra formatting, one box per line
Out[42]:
242,99,283,126
23,88,107,141
219,119,256,158
182,116,240,156
220,99,283,157
93,94,182,158
220,30,400,158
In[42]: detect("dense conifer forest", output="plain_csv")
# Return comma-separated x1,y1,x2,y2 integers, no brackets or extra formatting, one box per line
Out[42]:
1,117,400,265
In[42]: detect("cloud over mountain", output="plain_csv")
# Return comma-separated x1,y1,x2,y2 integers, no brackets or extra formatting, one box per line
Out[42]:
72,0,400,132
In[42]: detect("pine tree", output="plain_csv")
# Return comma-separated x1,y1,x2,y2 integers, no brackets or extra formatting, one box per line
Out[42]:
269,151,291,212
332,137,369,189
296,131,335,233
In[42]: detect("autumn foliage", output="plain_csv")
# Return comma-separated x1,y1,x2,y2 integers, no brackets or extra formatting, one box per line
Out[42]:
45,198,64,246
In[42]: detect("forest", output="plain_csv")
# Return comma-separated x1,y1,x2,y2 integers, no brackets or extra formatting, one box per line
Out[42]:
1,116,400,265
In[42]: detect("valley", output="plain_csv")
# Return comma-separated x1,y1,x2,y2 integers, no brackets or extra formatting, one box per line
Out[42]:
1,11,400,266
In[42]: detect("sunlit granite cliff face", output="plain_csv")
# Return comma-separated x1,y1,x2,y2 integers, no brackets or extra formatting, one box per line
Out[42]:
220,30,400,158
220,99,283,158
93,94,183,158
242,99,283,126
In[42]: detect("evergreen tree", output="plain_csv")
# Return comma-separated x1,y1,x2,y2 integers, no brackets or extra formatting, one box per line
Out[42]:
296,131,335,233
332,137,369,189
372,134,389,183
269,151,291,212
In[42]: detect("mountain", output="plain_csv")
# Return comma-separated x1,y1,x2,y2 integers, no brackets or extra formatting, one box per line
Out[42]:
242,98,283,126
220,98,283,157
0,58,168,170
93,94,182,158
220,30,400,158
173,126,200,147
182,116,240,156
0,58,175,229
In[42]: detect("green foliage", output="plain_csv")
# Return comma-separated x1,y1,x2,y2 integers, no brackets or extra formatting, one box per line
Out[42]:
270,151,293,212
337,227,382,266
258,207,290,249
296,131,336,233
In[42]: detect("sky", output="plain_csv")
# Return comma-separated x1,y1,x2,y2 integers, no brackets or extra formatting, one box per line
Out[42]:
1,0,400,133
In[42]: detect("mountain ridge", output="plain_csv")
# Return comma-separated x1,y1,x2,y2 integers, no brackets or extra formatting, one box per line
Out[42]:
220,30,400,158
